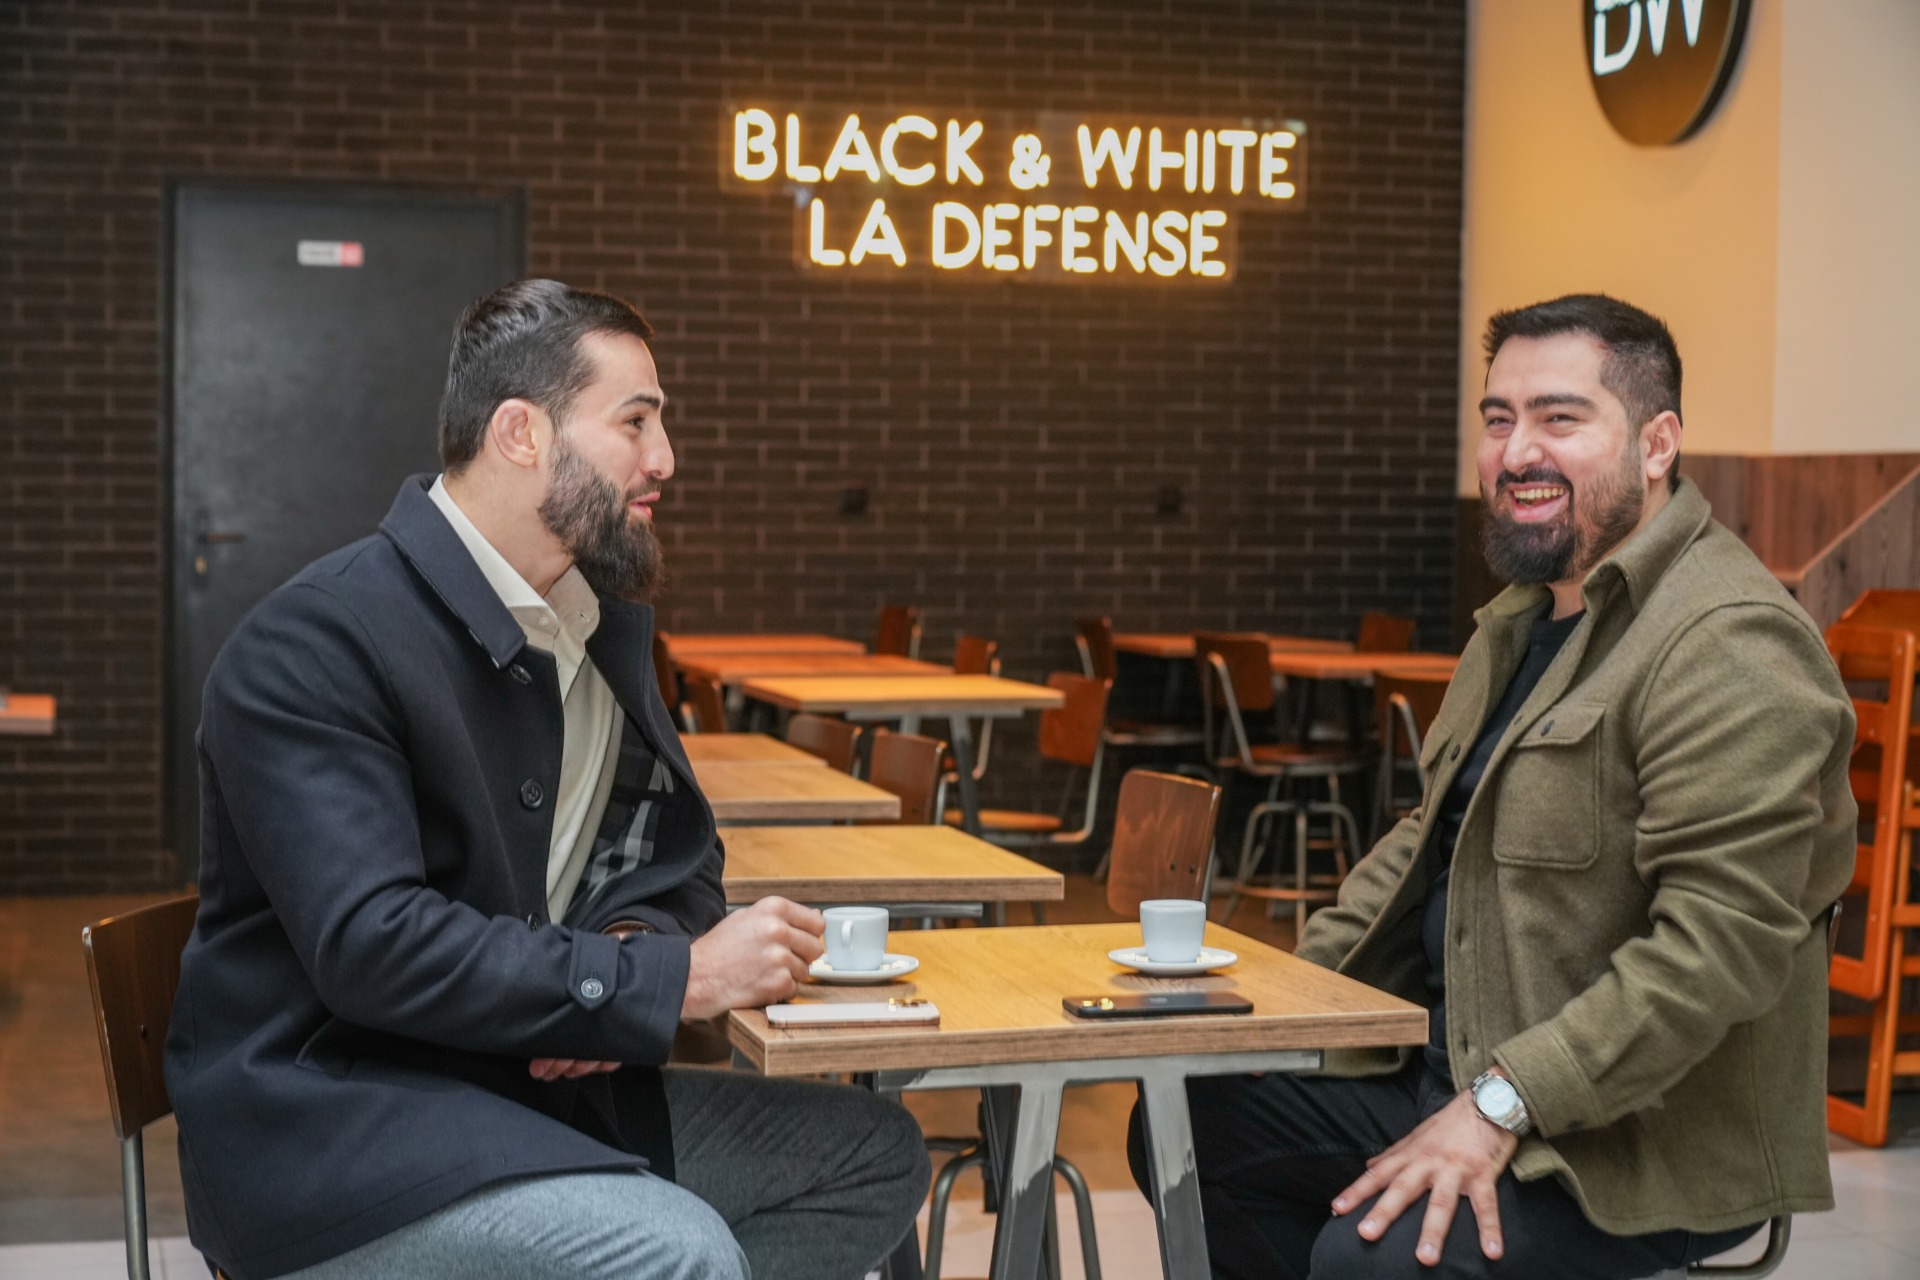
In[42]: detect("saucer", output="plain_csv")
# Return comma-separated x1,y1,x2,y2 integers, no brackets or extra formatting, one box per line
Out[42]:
1107,946,1238,977
808,954,920,985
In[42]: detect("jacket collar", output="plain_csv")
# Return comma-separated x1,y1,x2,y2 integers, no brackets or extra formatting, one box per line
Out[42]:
1580,475,1712,617
1470,475,1712,633
379,474,529,669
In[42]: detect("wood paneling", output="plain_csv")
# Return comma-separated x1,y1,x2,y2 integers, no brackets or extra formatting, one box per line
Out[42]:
1798,471,1920,631
1689,453,1920,574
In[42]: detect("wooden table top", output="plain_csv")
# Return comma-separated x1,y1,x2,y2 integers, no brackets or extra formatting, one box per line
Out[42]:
1269,651,1460,681
721,825,1064,905
679,734,825,767
738,675,1067,718
695,762,900,822
1112,633,1355,660
0,693,56,736
679,653,950,685
730,921,1427,1076
664,633,867,658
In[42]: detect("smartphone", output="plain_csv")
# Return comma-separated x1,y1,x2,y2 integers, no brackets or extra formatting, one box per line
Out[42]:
1063,992,1253,1019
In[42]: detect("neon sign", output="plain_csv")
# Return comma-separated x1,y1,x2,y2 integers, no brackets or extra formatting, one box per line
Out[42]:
724,109,1308,281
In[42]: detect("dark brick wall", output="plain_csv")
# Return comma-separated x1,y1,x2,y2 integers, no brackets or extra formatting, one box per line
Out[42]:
0,0,1464,892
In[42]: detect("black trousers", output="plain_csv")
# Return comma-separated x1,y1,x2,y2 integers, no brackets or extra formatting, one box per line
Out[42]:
1126,1060,1760,1280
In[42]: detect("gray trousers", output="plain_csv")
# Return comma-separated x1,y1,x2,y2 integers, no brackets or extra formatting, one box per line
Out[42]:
281,1067,931,1280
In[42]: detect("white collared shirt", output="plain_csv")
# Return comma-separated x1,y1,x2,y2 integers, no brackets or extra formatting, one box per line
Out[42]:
429,476,620,919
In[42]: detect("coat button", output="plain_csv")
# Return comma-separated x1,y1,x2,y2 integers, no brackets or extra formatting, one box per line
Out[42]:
509,663,532,685
519,779,545,809
526,913,543,930
580,978,604,999
1451,744,1462,760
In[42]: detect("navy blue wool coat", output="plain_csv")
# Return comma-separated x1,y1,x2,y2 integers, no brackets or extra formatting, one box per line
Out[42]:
165,476,723,1279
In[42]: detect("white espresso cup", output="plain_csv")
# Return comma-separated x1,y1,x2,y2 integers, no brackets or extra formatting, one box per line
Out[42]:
822,906,889,972
1139,898,1208,964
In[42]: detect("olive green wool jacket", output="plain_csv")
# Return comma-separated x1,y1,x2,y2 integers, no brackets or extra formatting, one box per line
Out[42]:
1295,478,1857,1236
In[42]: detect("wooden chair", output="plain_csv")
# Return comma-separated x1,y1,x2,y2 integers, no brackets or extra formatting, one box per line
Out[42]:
1355,611,1416,653
948,634,1002,781
1371,669,1451,843
1075,615,1205,751
865,728,948,824
944,673,1110,851
1838,589,1920,787
1105,770,1223,917
682,674,729,734
1197,631,1366,936
874,605,922,659
83,893,204,1280
651,629,684,730
1826,622,1918,1146
785,713,863,774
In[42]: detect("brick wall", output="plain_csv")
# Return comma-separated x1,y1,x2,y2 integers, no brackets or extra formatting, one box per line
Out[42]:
0,0,1465,892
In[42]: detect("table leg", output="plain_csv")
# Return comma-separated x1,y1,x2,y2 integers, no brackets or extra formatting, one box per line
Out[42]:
947,715,983,835
1137,1069,1211,1280
985,1079,1065,1280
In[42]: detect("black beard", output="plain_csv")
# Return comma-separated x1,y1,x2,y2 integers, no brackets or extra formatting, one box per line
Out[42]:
537,434,665,601
1480,454,1644,588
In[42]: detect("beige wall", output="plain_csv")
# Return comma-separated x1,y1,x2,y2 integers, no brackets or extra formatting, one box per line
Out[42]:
1459,0,1920,494
1459,0,1782,494
1773,0,1920,455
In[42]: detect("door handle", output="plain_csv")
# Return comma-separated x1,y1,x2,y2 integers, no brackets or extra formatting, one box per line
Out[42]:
198,530,247,544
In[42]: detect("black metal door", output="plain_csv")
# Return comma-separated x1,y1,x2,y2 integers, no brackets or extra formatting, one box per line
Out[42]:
167,182,524,875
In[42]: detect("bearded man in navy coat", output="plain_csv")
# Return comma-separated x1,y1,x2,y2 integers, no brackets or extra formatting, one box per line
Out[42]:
165,279,929,1280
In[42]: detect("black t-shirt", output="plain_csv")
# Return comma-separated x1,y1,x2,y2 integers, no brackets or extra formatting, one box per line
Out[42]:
1421,609,1584,1079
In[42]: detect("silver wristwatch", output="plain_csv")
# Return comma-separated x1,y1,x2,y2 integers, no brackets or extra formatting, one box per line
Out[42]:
1470,1070,1532,1137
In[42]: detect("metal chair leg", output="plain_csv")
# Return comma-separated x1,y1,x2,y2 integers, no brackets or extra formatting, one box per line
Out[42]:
923,1147,985,1280
1052,1155,1104,1280
121,1130,150,1280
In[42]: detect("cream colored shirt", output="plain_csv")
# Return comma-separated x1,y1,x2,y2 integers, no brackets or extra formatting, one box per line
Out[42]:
428,477,620,919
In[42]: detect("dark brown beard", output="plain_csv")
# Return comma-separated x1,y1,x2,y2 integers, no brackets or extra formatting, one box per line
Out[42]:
537,432,664,600
1481,445,1644,587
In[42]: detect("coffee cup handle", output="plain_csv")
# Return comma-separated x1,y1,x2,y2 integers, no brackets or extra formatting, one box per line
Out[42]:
839,918,853,947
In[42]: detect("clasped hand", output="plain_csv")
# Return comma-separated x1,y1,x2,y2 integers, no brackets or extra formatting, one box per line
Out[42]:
529,896,825,1081
1330,1086,1519,1267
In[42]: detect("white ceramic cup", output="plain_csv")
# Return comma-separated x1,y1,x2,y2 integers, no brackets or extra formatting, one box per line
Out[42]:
822,906,889,971
1139,898,1208,964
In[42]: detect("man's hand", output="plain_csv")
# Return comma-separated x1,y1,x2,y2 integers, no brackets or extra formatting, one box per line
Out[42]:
528,1058,621,1082
1330,1086,1519,1267
680,896,825,1019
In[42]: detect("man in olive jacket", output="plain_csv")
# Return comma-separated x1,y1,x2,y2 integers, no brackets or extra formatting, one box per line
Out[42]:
166,281,928,1280
1144,296,1856,1280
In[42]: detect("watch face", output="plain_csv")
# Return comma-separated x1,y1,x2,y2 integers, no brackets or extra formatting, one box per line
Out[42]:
1477,1077,1519,1116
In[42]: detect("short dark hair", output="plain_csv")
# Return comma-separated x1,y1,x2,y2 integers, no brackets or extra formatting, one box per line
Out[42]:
437,279,655,474
1482,293,1683,492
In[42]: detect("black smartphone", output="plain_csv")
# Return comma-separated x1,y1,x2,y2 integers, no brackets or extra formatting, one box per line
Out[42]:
1063,992,1253,1019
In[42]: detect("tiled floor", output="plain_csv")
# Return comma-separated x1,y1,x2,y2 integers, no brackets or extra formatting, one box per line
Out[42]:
4,889,1918,1279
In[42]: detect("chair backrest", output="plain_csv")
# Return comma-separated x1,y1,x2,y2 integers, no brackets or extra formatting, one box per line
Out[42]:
1194,631,1275,713
866,728,948,824
1037,672,1110,768
1355,612,1416,653
786,713,863,774
874,605,922,658
683,675,728,734
953,633,1000,676
1839,589,1920,633
1375,671,1450,765
83,894,200,1141
1074,616,1118,681
1106,770,1223,916
651,629,682,722
1825,622,1917,1001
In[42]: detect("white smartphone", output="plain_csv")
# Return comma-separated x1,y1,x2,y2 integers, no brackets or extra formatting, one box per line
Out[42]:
764,1000,940,1028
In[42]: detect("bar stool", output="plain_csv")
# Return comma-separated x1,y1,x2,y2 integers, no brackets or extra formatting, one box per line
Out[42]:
1197,632,1365,935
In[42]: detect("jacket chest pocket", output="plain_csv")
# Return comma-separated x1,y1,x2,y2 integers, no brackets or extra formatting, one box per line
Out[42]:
1489,702,1607,870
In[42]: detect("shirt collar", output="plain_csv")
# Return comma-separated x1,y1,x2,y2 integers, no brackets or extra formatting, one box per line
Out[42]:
428,475,600,648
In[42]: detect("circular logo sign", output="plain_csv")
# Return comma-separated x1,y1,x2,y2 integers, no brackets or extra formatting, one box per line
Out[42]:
1584,0,1751,146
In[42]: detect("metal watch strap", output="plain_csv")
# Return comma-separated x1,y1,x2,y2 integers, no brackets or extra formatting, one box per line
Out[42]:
1470,1070,1532,1137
